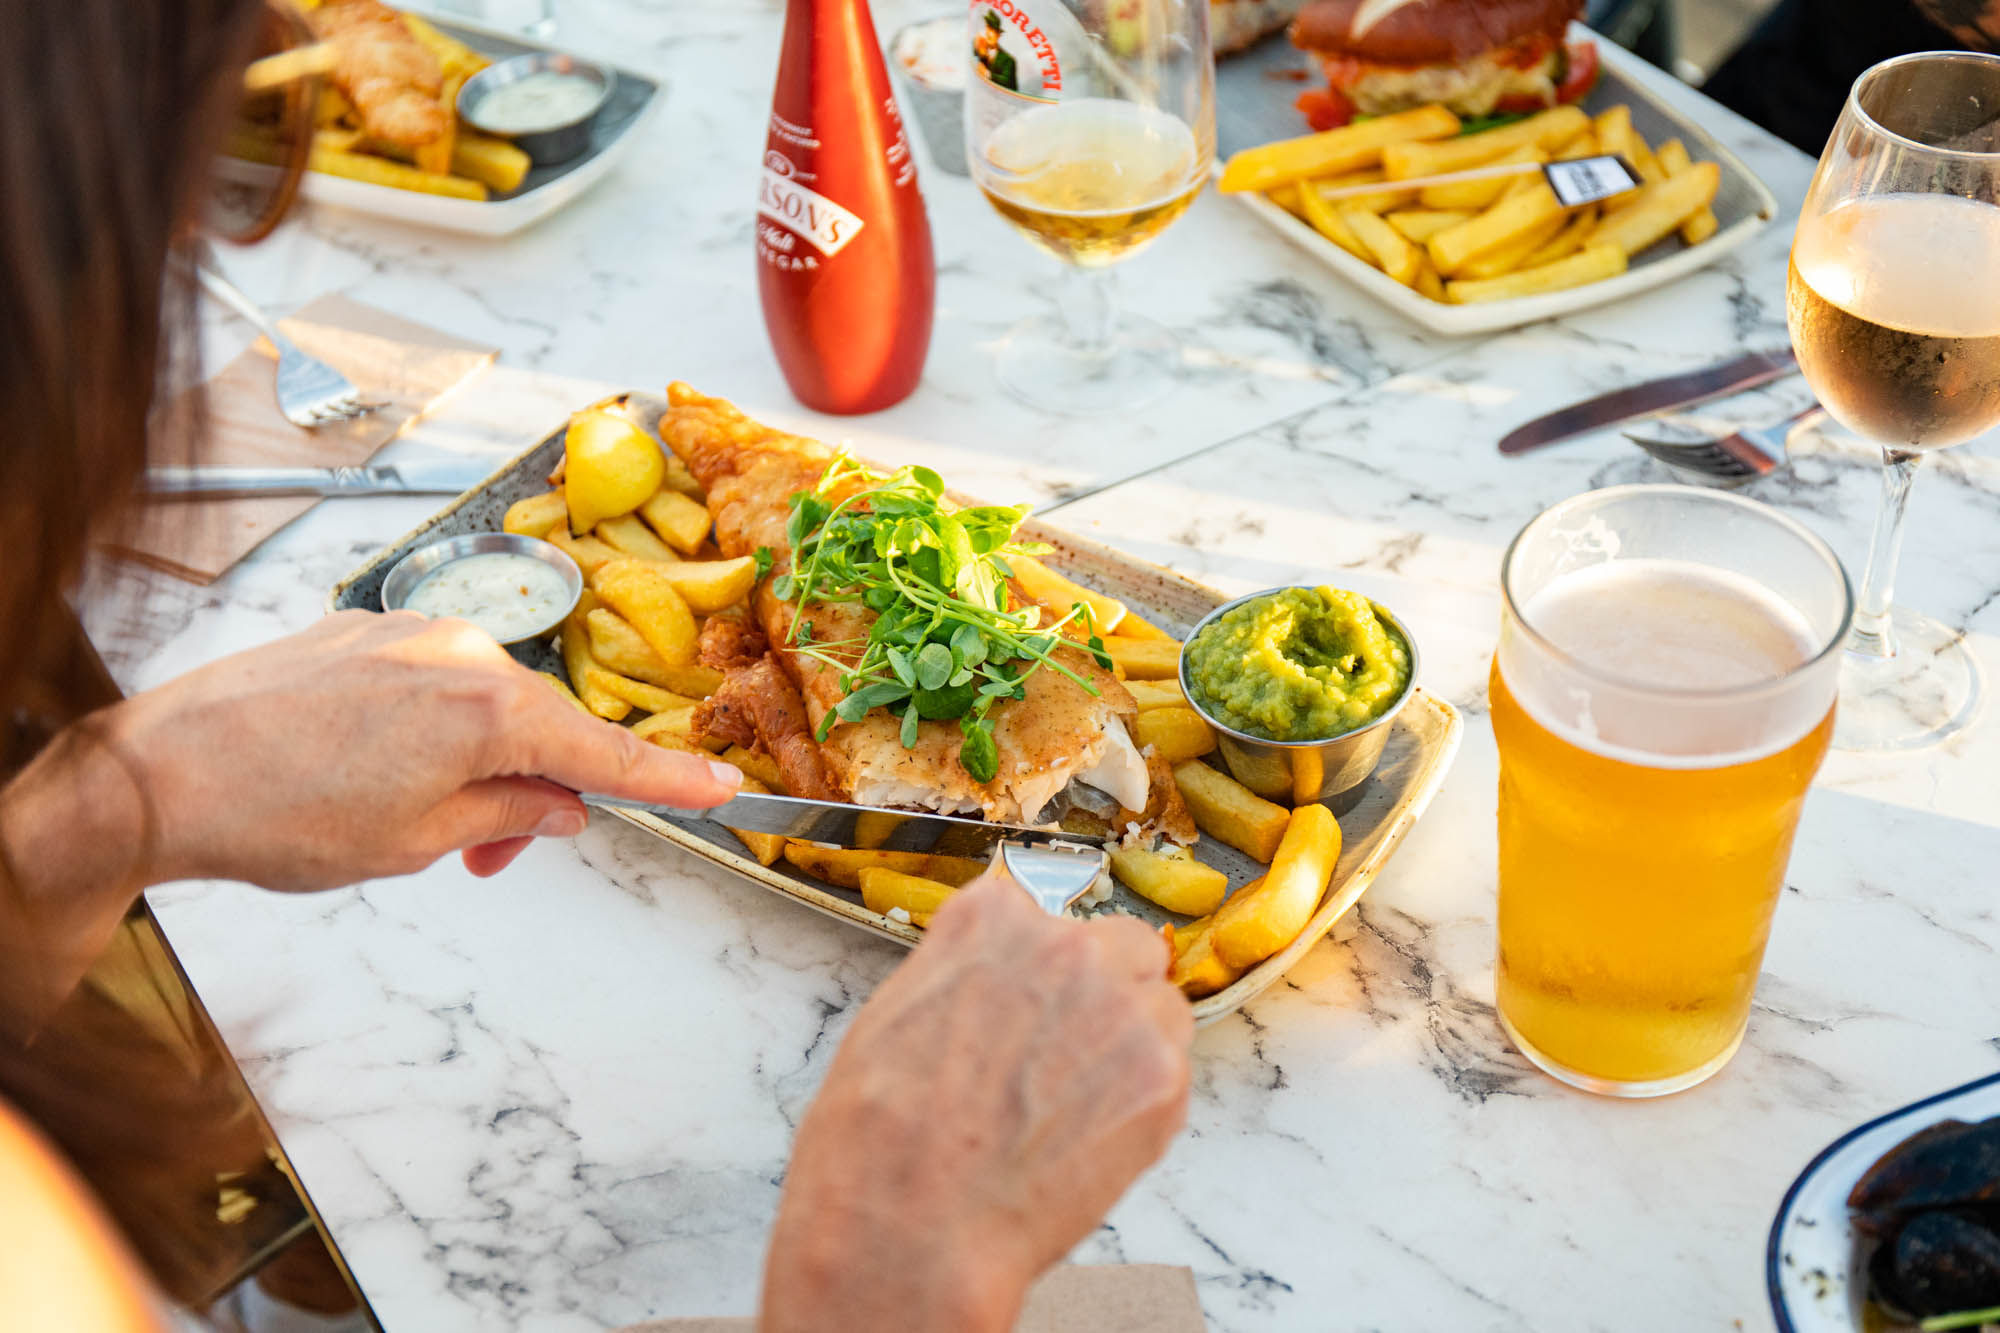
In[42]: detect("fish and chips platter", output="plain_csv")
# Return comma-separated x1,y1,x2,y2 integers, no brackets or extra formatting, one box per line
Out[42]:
1215,25,1778,333
225,4,660,234
332,389,1462,1023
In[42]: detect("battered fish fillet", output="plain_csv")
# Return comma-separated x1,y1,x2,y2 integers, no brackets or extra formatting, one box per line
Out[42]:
307,0,450,149
698,612,768,670
659,382,1191,838
695,655,841,801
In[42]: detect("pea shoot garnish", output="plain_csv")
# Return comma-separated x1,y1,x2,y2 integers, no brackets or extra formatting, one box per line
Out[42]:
771,456,1110,783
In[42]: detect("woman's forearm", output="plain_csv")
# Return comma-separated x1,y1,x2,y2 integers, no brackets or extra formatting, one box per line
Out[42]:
0,717,153,1040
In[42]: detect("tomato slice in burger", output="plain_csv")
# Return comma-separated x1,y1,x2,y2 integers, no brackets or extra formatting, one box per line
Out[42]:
1296,86,1355,133
1556,40,1600,105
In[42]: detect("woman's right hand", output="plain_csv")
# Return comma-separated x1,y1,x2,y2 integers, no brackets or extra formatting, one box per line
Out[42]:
759,873,1193,1333
95,610,740,891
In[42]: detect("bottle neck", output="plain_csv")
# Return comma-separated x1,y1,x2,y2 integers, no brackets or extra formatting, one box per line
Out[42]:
783,0,868,31
772,0,893,130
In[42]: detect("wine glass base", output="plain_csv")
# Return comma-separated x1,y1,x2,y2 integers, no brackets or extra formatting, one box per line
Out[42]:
1835,606,1985,751
993,311,1180,416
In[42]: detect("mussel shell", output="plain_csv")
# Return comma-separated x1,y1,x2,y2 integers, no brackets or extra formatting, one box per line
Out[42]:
1871,1208,2000,1317
1850,1118,2000,1227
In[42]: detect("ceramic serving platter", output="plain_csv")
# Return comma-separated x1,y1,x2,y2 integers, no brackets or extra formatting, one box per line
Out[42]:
1215,24,1780,335
329,392,1464,1022
286,16,660,235
1768,1071,2000,1332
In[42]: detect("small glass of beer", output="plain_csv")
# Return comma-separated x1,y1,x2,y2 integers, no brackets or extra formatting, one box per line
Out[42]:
965,0,1215,414
1493,486,1853,1098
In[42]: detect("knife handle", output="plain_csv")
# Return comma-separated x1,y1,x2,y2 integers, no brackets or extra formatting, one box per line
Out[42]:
143,465,366,498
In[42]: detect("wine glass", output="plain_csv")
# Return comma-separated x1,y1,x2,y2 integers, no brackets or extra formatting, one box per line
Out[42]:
1788,51,2000,750
966,0,1215,414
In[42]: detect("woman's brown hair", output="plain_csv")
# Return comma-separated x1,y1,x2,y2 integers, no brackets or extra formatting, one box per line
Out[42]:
1,0,266,669
0,0,281,1305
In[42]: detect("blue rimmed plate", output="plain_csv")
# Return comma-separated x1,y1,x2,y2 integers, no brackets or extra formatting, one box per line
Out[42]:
1769,1071,2000,1332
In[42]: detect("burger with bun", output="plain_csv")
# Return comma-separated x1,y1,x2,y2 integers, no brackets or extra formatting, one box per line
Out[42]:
1290,0,1598,130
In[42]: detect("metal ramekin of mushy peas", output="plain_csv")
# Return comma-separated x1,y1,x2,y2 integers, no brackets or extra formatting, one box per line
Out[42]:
1178,586,1421,804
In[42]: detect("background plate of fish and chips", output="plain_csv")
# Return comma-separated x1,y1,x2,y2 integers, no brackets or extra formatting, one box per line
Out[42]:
331,390,1463,1023
223,3,660,235
1217,24,1778,334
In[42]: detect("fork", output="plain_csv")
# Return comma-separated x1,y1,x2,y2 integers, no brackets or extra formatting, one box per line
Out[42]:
1623,405,1826,485
192,250,380,428
987,840,1110,915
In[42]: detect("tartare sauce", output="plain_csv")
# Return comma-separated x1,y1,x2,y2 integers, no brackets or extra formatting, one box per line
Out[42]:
405,552,571,642
473,71,603,133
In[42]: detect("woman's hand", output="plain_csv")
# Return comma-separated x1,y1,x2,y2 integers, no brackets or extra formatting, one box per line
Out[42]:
759,873,1193,1333
98,610,739,890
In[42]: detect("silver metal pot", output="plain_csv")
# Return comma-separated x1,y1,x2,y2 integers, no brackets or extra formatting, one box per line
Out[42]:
1178,588,1421,805
381,531,582,645
457,52,613,167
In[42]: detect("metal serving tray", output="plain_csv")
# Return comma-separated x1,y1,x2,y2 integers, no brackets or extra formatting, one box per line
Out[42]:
330,392,1463,1022
1216,24,1780,335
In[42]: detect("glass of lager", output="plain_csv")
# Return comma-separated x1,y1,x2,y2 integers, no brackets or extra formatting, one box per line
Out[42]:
965,0,1215,414
1493,486,1853,1098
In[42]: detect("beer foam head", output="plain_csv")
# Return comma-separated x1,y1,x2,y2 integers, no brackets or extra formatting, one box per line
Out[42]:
1500,558,1834,767
1524,561,1817,688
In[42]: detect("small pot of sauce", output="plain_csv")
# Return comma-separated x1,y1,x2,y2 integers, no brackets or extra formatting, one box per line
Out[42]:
381,532,582,645
457,52,613,167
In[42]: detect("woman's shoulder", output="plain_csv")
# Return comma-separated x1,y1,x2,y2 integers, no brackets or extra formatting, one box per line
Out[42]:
0,1094,174,1332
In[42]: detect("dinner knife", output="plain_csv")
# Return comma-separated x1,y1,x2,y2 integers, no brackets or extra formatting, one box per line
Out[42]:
585,789,1109,851
142,458,500,500
1497,348,1799,456
586,790,1111,914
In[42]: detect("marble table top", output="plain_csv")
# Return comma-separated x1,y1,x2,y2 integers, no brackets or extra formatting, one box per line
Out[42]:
83,4,2000,1330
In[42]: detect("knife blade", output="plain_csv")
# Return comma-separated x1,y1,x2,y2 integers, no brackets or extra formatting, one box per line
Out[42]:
142,457,500,500
1498,348,1799,456
584,789,1108,852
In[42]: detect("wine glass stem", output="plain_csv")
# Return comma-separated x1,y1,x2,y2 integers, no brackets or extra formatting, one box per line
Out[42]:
1849,446,1924,659
1058,266,1119,358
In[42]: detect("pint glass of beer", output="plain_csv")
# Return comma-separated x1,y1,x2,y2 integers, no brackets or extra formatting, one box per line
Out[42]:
1493,486,1853,1097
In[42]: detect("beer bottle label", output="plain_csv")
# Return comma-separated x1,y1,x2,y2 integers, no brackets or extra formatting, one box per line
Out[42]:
966,0,1068,143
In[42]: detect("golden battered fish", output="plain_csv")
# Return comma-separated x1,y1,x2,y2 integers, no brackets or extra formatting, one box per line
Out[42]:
307,0,450,150
660,382,1186,836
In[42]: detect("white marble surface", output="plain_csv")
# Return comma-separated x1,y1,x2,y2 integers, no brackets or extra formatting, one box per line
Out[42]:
79,5,2000,1330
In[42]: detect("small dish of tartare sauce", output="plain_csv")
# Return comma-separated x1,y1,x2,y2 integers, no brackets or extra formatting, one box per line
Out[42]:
471,71,605,134
456,53,613,168
404,552,573,642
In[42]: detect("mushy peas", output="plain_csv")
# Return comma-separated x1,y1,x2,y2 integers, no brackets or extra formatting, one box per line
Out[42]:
1186,586,1410,741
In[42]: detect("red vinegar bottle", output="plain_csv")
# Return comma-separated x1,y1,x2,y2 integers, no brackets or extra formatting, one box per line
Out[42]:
757,0,935,414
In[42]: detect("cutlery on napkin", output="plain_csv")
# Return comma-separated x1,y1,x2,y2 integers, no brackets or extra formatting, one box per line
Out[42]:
141,459,504,499
110,293,495,584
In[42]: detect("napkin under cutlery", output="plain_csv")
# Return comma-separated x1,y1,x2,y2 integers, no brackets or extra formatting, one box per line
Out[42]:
112,293,495,584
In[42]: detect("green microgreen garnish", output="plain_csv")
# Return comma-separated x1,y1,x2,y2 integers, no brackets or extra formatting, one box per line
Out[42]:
771,455,1109,783
1922,1307,2000,1331
752,546,775,580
